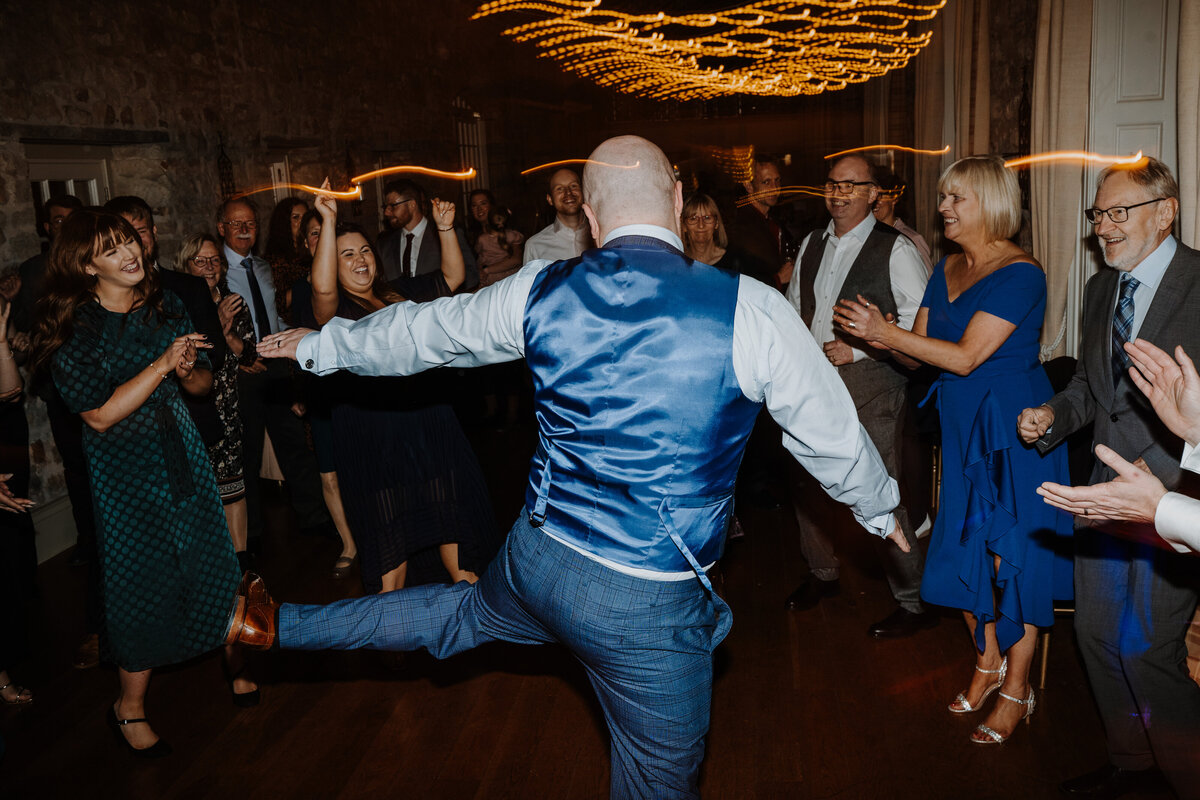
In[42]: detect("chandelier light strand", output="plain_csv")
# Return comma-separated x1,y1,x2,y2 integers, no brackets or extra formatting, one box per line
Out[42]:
473,0,946,100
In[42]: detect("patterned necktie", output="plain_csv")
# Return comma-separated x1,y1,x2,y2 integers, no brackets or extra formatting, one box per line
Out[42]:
241,257,273,342
1111,273,1139,387
402,232,415,277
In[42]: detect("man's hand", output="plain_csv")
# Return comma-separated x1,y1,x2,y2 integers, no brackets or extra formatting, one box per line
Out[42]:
885,518,911,553
823,339,854,367
1125,339,1200,446
1037,444,1167,525
1017,404,1054,444
258,328,315,362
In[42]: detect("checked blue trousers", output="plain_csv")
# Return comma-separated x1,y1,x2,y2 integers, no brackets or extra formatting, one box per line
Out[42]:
278,514,733,799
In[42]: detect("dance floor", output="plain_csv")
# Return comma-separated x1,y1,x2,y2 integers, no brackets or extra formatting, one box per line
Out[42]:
2,417,1116,799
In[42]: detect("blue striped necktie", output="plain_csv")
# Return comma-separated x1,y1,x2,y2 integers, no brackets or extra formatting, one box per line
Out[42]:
1111,273,1139,387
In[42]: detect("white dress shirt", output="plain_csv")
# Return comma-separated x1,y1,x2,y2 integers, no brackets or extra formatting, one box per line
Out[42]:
785,214,928,363
523,216,590,264
403,216,429,278
295,224,900,575
1155,442,1200,554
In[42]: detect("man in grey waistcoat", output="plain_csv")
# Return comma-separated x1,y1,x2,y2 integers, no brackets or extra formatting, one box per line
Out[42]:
783,153,933,638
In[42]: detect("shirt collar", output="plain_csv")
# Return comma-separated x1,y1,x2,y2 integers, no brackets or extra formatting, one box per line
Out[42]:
408,215,428,238
824,213,875,244
224,244,254,267
602,224,684,252
551,215,586,235
1127,235,1177,291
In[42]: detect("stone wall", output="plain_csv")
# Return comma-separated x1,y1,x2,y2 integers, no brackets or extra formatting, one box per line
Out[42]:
0,0,607,265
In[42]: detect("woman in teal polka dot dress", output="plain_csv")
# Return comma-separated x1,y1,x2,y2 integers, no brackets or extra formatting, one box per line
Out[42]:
30,210,249,757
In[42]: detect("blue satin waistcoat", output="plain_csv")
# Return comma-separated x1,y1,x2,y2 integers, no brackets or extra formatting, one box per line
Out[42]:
522,236,760,573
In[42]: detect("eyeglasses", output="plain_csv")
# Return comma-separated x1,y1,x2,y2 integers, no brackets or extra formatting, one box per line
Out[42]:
382,199,414,211
189,256,222,268
222,220,257,231
685,214,715,226
824,180,877,196
1084,198,1164,224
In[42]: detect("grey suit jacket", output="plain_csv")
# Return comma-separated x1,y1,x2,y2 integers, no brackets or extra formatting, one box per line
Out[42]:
378,225,479,291
1037,240,1200,491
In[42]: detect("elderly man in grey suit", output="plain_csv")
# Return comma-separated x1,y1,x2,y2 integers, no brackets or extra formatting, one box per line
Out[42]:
377,178,478,290
1019,157,1200,800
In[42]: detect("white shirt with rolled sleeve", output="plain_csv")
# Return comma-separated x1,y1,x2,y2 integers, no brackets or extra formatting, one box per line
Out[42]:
295,224,900,576
785,214,928,363
1155,442,1200,554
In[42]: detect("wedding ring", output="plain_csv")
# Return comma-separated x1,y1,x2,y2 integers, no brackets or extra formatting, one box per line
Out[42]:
276,340,282,348
848,322,857,329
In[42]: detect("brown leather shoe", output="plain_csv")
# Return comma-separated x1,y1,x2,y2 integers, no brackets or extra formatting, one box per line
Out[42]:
224,573,278,650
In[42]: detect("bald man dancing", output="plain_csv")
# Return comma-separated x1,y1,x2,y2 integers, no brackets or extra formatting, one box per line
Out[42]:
233,136,907,799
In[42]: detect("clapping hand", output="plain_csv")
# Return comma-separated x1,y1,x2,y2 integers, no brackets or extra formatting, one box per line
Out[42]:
833,295,892,347
0,474,33,514
1125,340,1200,446
155,333,211,379
217,293,245,335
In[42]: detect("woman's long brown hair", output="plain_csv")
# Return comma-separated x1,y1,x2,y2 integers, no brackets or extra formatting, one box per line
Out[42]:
28,209,173,381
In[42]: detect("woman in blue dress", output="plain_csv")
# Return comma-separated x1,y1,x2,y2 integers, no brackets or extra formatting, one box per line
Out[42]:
833,155,1073,745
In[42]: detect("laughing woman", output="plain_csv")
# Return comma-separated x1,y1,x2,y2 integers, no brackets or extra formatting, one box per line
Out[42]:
30,210,248,757
832,156,1073,746
294,185,499,593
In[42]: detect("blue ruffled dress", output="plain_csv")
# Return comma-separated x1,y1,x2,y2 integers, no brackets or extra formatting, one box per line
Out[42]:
919,260,1074,652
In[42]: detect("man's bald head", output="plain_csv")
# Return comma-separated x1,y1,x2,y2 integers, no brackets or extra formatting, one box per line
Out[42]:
582,136,682,243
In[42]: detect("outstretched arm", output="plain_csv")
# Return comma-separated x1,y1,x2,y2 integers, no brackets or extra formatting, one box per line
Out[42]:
259,261,546,375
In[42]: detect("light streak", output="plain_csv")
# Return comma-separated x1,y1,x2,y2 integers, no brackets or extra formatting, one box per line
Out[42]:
824,144,950,159
736,185,827,206
1004,150,1146,169
351,166,477,183
232,183,362,201
520,158,641,175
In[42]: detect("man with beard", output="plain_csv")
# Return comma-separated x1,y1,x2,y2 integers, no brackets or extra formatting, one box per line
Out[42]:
523,167,592,263
376,179,478,289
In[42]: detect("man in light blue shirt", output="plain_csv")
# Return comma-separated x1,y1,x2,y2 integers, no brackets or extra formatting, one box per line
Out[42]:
216,198,329,554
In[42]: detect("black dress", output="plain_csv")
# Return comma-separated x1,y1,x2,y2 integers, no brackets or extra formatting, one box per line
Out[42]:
299,275,499,592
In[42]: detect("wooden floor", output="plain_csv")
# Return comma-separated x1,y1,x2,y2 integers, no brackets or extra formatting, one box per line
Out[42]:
1,417,1125,800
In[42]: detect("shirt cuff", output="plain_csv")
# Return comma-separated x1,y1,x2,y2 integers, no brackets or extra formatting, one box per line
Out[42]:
863,510,896,539
295,331,322,374
1154,492,1197,554
1182,442,1200,474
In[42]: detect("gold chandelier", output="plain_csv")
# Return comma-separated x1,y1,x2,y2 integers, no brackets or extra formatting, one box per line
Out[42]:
472,0,946,100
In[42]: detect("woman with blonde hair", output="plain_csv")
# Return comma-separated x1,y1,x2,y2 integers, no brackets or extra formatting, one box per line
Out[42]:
681,193,767,278
833,155,1072,745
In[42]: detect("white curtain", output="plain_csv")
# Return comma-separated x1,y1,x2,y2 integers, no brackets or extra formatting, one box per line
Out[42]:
1179,1,1200,247
1031,0,1093,359
913,12,947,253
954,0,990,159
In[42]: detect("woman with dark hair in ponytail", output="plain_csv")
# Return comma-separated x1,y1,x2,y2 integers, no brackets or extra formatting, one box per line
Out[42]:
29,210,252,758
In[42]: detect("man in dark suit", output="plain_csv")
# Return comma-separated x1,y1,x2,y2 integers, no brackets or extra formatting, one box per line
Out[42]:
1019,157,1200,799
217,197,331,553
731,154,796,290
376,179,478,290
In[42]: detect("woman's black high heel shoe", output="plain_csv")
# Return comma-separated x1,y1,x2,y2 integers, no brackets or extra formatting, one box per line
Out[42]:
107,706,172,758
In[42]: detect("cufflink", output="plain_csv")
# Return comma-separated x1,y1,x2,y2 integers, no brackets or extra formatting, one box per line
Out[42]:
304,359,314,369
